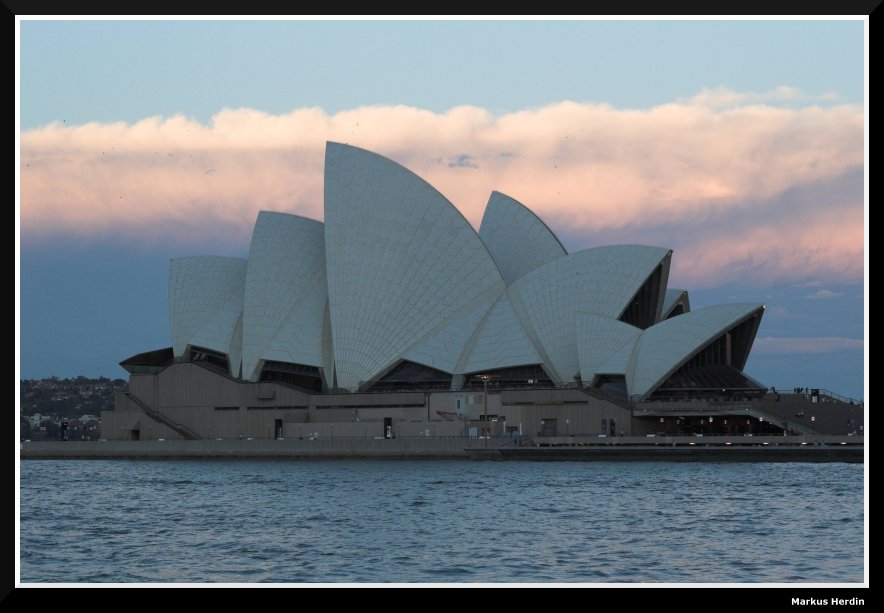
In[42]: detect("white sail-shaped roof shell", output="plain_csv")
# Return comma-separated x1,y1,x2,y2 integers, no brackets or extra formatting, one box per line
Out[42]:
660,288,691,320
169,256,246,377
241,212,327,381
324,142,505,389
461,293,544,375
627,303,764,401
596,335,640,377
577,314,642,385
402,293,500,374
479,191,567,284
508,245,671,384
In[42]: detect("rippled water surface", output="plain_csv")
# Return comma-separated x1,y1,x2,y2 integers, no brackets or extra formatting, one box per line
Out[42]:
20,460,863,583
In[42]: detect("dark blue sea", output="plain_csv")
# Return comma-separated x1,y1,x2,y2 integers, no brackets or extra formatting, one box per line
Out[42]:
19,460,864,583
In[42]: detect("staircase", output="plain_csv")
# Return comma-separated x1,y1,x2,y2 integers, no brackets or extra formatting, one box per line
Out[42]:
756,393,863,436
579,386,634,410
124,392,201,440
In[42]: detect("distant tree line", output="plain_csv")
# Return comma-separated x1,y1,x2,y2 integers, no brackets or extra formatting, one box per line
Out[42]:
19,376,127,417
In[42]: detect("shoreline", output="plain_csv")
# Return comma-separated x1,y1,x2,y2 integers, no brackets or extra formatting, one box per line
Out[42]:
20,438,863,462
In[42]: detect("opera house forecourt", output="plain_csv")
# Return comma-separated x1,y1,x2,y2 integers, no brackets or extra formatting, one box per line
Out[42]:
84,142,862,459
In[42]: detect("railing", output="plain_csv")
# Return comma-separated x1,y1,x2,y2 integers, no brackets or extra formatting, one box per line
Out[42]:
770,387,862,405
327,381,587,394
531,434,864,447
634,391,766,404
124,392,200,440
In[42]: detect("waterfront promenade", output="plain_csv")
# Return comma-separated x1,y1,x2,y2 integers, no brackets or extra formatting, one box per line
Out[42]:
21,435,863,462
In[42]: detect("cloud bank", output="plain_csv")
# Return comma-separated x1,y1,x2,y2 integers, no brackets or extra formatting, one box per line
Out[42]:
806,289,843,300
752,336,864,355
20,89,864,287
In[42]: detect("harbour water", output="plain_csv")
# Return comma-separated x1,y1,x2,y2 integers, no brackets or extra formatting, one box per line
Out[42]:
19,460,864,583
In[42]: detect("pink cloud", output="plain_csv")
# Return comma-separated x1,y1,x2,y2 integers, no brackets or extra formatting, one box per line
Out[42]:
668,204,864,288
806,289,843,300
20,92,864,286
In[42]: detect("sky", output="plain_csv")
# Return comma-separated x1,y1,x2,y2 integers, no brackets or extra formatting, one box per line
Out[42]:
16,18,868,399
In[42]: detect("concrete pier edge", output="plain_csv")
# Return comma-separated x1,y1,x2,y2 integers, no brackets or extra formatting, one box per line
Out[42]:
20,438,863,462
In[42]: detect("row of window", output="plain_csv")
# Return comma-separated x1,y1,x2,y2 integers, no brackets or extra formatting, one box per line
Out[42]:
213,406,308,411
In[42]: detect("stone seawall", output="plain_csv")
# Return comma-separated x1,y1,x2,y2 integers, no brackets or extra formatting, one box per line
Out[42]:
20,439,863,462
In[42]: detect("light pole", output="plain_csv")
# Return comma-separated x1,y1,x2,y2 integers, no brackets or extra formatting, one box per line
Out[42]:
476,374,494,447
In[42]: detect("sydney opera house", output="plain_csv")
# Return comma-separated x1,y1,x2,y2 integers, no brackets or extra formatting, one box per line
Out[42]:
104,142,805,444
